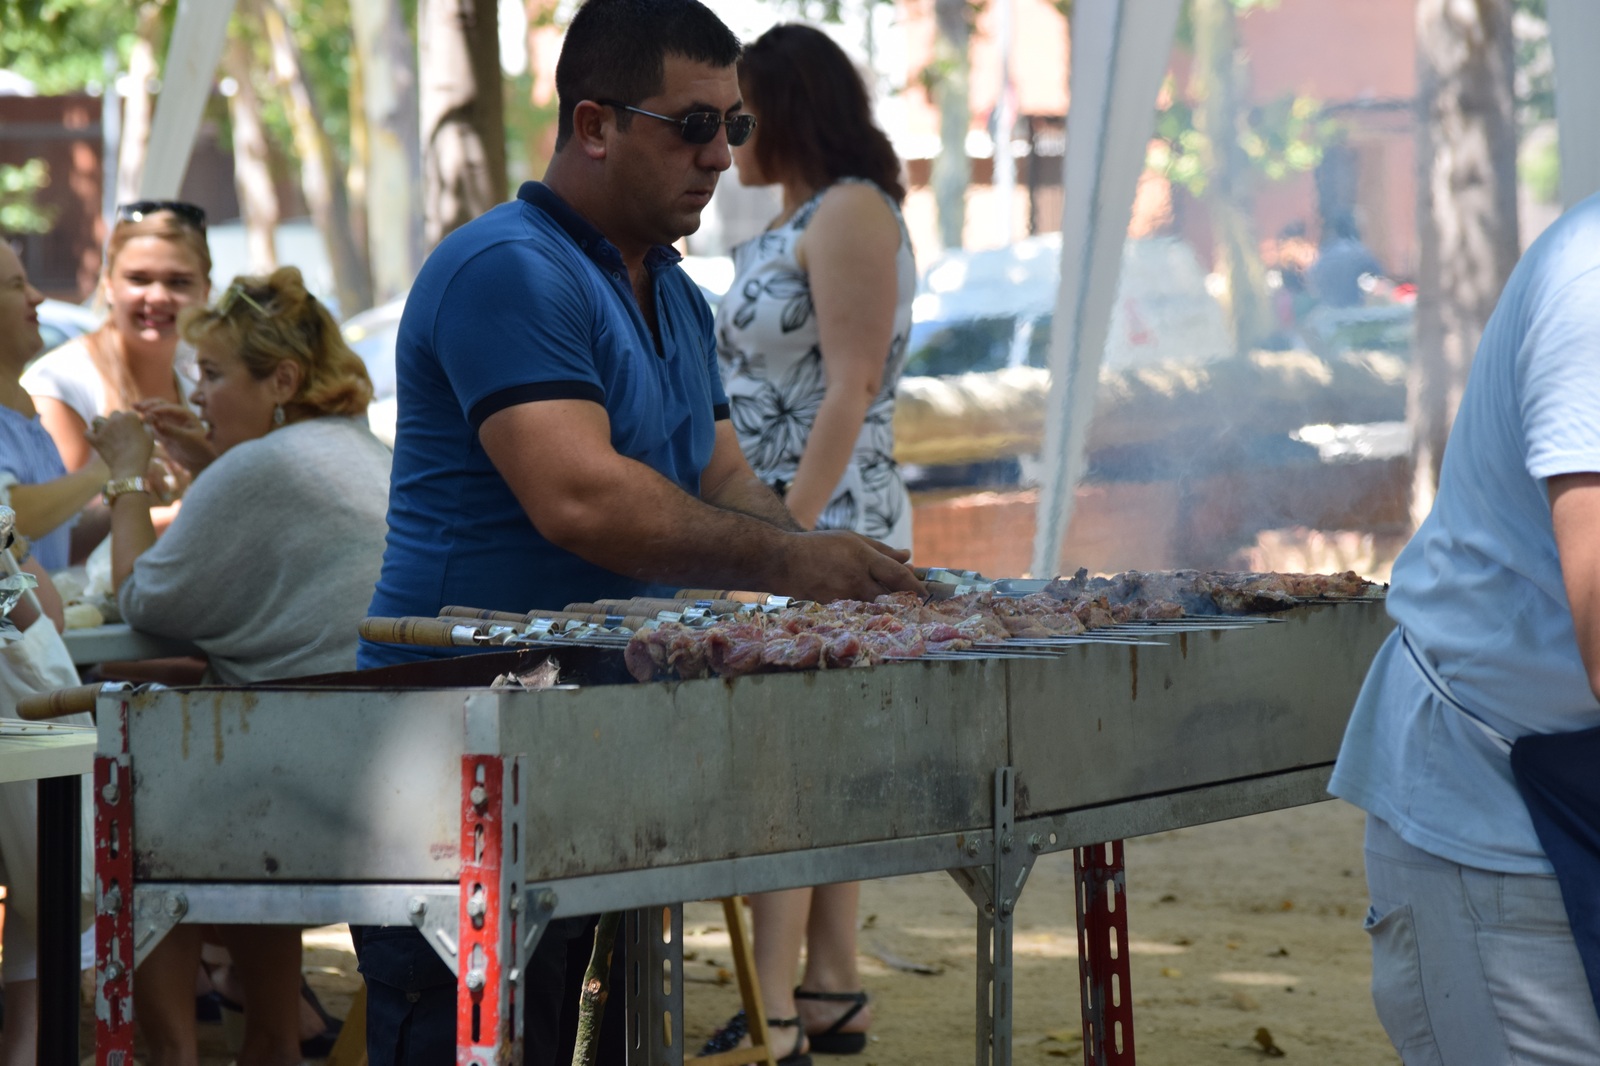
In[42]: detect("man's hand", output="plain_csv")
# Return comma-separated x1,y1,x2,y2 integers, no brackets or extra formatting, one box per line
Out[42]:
775,530,923,603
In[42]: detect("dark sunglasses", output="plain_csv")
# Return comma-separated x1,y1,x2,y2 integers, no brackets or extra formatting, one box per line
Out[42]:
116,200,207,230
596,99,756,147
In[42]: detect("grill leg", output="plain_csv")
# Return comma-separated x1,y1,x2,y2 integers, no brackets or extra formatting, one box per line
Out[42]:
624,904,684,1065
95,754,135,1066
1075,840,1135,1065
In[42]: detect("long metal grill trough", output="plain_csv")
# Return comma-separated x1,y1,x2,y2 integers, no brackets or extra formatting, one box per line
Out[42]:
91,598,1393,1065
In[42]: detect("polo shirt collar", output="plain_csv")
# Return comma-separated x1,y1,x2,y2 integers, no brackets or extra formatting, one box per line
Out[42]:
517,181,683,273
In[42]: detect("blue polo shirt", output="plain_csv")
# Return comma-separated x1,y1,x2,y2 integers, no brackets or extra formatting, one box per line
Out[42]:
361,182,728,666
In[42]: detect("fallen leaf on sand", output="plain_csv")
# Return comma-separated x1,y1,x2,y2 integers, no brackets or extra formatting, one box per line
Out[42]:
1230,991,1260,1011
870,945,944,975
1160,966,1183,978
1254,1026,1286,1056
1039,1029,1082,1045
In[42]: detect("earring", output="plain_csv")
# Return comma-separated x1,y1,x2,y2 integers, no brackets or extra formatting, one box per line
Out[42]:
272,404,286,427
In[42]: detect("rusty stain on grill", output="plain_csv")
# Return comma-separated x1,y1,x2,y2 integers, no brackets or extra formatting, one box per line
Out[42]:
1179,632,1188,659
1129,647,1139,701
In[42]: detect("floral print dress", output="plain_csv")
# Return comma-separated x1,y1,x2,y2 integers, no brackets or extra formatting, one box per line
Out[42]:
715,178,915,550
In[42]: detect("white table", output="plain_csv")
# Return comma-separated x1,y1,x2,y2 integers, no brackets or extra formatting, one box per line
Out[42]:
0,723,95,1061
63,623,201,666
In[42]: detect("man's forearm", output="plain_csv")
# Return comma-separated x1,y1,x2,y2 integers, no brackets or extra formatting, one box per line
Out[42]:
704,471,803,531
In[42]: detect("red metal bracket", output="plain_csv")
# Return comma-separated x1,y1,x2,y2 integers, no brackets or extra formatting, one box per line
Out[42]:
94,751,135,1066
458,754,521,1065
1075,839,1135,1065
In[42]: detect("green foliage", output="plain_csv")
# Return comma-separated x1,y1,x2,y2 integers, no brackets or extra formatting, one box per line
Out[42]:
1147,76,1335,196
0,160,57,235
0,0,149,93
1519,133,1560,204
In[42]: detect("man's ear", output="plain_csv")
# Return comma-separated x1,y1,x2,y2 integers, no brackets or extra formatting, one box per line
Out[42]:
571,100,611,160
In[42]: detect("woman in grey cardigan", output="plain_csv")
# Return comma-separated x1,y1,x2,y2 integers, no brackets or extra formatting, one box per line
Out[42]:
87,265,391,1066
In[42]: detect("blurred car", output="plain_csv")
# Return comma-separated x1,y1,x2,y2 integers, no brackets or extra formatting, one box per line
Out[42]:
905,234,1233,379
342,257,734,446
36,298,101,355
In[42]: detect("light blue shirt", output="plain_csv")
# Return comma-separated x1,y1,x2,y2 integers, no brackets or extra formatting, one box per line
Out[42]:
1330,191,1600,875
0,406,71,572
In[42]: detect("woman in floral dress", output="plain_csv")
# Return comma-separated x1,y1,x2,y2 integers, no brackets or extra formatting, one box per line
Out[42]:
707,22,915,1064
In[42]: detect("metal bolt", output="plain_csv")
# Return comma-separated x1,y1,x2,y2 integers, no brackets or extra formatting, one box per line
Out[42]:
964,838,980,858
103,960,125,982
999,898,1014,918
1000,832,1014,854
507,967,521,984
509,894,521,914
467,891,487,927
165,894,186,918
1028,833,1044,853
408,898,427,918
464,970,486,992
469,785,488,808
100,782,119,804
535,888,557,912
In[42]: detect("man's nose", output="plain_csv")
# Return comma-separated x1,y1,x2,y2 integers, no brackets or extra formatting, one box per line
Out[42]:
699,132,733,172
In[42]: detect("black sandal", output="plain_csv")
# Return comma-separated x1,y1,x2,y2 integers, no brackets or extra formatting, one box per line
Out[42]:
698,1009,813,1064
793,988,869,1055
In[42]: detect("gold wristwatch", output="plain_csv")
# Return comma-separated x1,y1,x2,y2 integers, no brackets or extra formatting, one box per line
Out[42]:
102,475,152,506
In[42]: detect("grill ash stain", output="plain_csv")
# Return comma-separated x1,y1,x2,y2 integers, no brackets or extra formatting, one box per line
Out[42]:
1129,647,1138,700
212,701,224,764
1180,632,1188,659
263,854,280,874
181,703,191,761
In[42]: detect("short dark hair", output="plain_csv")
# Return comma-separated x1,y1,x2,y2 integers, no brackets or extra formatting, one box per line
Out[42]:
739,24,906,204
555,0,742,150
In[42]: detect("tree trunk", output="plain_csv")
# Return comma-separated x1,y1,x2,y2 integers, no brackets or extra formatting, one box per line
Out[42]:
350,0,423,301
930,0,971,252
419,0,509,250
115,4,164,205
1190,0,1271,357
1409,0,1519,525
260,0,374,315
223,28,280,274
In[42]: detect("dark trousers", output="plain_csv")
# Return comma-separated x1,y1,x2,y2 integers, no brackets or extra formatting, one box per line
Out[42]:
352,915,628,1065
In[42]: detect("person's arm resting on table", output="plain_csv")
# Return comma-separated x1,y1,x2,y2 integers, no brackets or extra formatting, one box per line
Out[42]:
479,400,919,603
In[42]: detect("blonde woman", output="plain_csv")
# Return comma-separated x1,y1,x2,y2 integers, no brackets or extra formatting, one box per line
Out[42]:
87,266,391,1066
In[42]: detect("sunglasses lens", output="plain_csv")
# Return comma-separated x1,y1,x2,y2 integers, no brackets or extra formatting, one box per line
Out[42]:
680,113,721,145
117,200,207,230
726,115,756,147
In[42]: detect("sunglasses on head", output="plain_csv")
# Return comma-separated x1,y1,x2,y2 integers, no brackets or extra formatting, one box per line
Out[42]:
595,99,756,147
215,281,268,318
116,200,207,230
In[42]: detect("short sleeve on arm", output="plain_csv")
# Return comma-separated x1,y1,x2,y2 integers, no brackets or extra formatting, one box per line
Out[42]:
431,243,608,429
1520,266,1600,481
21,344,102,425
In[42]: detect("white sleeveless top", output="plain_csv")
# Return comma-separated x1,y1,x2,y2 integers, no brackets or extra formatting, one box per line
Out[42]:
715,179,915,549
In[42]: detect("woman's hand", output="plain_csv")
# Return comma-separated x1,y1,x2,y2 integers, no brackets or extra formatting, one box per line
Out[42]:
134,399,215,476
85,411,156,480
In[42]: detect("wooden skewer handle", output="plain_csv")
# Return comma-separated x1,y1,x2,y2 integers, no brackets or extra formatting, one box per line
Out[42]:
672,589,779,604
17,683,104,721
439,605,530,623
361,616,473,647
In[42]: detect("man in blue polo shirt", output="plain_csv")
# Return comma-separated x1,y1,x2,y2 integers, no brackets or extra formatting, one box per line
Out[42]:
355,0,923,1061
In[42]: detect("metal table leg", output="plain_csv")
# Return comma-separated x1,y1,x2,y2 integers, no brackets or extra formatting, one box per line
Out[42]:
37,773,79,1063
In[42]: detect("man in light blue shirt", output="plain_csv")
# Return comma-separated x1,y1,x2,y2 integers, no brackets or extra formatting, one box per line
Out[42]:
1330,191,1600,1062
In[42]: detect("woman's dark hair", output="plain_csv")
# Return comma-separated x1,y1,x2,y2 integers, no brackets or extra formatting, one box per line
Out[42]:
739,24,905,204
555,0,742,149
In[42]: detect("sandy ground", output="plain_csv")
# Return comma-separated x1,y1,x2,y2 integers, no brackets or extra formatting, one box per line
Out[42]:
54,798,1398,1064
